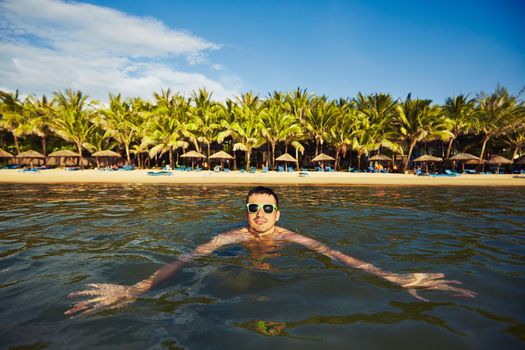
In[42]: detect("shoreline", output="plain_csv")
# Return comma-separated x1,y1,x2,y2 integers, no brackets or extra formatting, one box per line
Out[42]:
1,169,524,186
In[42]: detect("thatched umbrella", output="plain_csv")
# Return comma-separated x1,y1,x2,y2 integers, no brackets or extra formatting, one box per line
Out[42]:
0,148,14,167
48,150,81,167
311,153,335,170
450,153,479,172
0,148,14,158
209,151,234,170
17,150,45,169
311,153,335,162
486,155,513,174
92,150,121,168
413,155,443,173
275,153,297,171
450,153,479,161
180,150,206,169
368,153,392,162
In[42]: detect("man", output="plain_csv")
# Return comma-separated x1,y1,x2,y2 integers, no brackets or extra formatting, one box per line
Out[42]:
65,186,476,317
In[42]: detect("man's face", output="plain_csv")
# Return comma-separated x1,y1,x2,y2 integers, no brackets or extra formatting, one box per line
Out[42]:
245,193,280,235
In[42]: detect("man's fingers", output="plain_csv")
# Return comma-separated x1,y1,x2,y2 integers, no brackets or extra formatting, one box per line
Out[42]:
428,273,445,280
407,288,429,302
450,287,477,298
64,302,89,315
68,289,102,298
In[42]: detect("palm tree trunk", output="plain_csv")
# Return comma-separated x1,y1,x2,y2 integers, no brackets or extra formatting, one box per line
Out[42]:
41,136,47,157
271,142,276,170
295,148,300,170
404,139,417,171
315,140,319,156
77,143,84,168
245,149,251,171
335,148,341,170
479,136,490,171
13,134,20,154
169,146,174,166
357,152,362,170
125,144,131,164
446,137,456,159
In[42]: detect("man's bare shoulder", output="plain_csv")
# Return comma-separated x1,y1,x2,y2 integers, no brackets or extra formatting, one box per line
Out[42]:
213,227,250,243
275,226,308,242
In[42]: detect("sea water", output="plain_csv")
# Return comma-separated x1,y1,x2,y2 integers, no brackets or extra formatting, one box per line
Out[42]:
0,184,524,349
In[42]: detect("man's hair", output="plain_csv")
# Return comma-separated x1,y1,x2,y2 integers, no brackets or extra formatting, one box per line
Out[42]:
246,186,279,207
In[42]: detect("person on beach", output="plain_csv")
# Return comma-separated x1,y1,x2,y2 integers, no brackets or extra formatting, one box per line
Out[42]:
65,186,476,317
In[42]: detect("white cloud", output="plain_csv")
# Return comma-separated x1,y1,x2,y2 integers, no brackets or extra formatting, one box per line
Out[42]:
0,0,241,101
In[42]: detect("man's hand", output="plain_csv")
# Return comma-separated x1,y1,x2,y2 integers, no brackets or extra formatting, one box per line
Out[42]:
65,283,141,317
383,272,477,302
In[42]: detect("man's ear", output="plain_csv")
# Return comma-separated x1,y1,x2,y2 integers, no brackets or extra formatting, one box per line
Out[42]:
276,211,280,222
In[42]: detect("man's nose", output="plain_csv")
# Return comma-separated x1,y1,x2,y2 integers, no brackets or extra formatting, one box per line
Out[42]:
255,209,265,217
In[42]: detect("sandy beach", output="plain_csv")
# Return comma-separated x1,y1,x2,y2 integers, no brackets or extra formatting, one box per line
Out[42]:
1,168,524,186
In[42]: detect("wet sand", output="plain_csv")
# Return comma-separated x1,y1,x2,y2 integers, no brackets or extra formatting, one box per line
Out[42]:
1,169,524,186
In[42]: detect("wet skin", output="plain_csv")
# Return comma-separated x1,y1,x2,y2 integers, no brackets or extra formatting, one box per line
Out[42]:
65,193,476,317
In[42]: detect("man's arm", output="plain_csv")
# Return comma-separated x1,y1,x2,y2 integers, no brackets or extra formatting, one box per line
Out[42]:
65,229,249,317
279,228,476,301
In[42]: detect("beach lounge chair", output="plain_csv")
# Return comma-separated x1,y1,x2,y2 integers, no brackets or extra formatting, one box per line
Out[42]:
325,166,334,172
224,168,230,172
250,166,257,173
299,170,308,177
213,165,221,172
278,166,285,172
262,166,268,173
240,168,245,173
288,166,295,172
445,169,460,176
147,170,173,176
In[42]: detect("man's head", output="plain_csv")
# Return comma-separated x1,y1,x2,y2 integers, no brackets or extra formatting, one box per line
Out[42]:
245,186,280,235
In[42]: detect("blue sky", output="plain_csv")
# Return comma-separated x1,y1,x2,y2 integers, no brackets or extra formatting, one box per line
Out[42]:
1,0,523,103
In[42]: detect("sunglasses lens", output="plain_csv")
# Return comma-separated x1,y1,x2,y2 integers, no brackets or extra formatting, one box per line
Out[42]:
263,204,274,213
247,203,259,213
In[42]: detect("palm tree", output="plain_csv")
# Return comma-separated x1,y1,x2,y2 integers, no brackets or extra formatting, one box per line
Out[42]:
260,104,301,169
353,93,400,169
285,88,313,125
51,89,97,166
0,90,26,154
327,100,357,170
25,94,54,156
306,96,338,156
442,94,477,159
144,90,191,167
350,111,390,170
219,101,265,171
187,88,221,158
476,87,522,165
100,94,144,164
395,94,452,170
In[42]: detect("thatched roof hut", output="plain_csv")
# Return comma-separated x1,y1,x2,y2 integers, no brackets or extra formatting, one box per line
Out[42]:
311,153,335,162
368,153,392,162
275,153,297,162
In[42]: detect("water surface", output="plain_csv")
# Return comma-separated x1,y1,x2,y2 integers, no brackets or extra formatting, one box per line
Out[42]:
0,184,524,349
